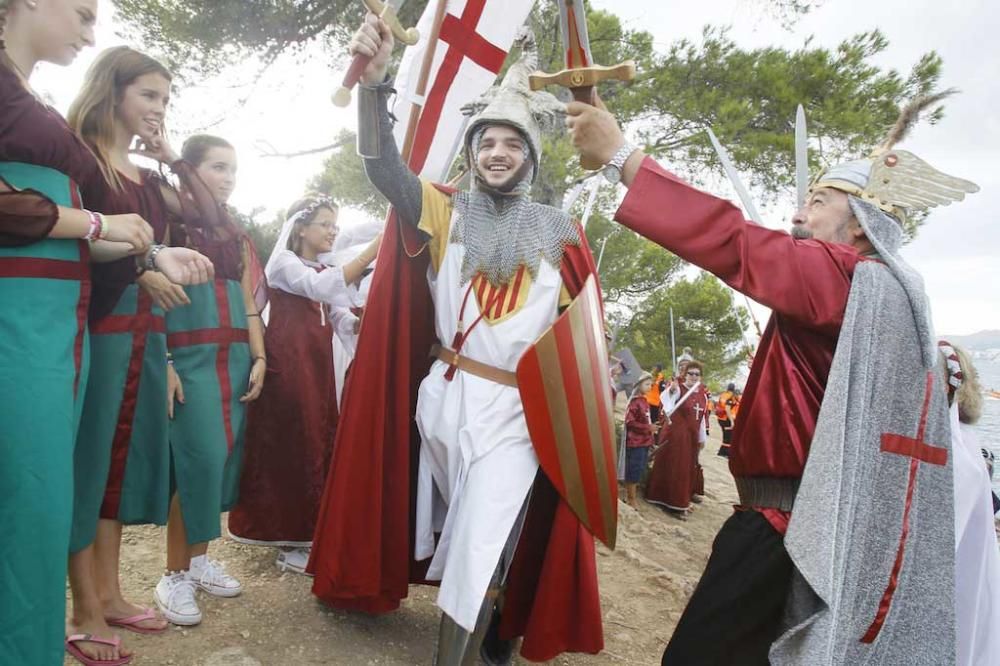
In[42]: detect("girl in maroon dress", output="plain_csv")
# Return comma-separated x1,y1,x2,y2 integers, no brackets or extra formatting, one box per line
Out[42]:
646,361,708,519
228,195,378,574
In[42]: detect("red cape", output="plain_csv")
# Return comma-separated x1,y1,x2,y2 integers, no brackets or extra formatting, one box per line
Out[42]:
309,188,604,661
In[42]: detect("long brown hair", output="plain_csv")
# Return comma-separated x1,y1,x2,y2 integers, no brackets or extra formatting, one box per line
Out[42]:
181,134,233,166
67,46,171,191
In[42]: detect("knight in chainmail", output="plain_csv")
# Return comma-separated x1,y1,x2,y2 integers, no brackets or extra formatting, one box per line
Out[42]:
567,90,979,664
333,19,607,666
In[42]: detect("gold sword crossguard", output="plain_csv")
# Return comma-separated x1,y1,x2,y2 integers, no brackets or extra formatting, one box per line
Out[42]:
528,0,636,170
332,0,420,108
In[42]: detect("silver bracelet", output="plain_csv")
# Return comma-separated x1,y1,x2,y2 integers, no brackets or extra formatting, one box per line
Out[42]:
146,244,167,271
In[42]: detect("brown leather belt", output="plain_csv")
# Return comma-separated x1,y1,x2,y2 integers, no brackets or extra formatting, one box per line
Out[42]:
430,344,518,388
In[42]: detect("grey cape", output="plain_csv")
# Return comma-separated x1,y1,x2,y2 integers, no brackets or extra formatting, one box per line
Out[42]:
770,197,955,665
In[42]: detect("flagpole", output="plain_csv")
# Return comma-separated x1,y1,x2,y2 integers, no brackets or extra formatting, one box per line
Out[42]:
401,0,449,164
670,306,677,377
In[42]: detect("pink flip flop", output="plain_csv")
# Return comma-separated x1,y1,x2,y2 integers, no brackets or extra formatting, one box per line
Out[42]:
105,607,168,635
65,634,132,666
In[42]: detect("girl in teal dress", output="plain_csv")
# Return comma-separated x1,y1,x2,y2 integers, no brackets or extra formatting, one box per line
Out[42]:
64,46,218,663
0,7,211,666
157,134,266,625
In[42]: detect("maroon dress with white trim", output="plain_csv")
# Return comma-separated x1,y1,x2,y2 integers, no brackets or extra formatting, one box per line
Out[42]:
228,275,338,547
646,386,708,511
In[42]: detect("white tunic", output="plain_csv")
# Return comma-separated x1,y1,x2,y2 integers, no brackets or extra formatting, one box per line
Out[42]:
413,204,564,632
951,405,1000,666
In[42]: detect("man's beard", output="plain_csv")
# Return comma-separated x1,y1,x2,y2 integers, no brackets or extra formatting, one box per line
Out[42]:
790,226,813,240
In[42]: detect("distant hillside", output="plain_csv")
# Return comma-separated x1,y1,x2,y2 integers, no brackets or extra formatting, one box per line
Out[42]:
942,330,1000,351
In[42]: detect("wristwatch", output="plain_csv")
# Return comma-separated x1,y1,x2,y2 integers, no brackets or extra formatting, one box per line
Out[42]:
603,140,639,184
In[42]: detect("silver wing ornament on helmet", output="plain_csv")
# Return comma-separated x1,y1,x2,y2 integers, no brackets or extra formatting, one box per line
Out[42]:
866,149,980,213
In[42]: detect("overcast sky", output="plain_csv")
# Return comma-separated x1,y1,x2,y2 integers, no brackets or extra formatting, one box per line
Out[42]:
32,0,998,335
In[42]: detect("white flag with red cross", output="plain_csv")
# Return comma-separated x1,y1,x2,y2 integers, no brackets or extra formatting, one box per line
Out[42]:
391,0,537,181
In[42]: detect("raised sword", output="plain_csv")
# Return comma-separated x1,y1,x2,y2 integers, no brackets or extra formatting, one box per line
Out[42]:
528,0,636,170
331,0,420,108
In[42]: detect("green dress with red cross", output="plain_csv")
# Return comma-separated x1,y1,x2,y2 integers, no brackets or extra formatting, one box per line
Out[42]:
166,276,251,544
0,162,91,665
70,169,173,552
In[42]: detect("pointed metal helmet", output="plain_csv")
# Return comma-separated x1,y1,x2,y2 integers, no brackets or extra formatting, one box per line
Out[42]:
460,27,565,182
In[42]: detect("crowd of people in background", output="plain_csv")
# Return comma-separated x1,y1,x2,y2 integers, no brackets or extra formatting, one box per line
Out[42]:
620,351,738,520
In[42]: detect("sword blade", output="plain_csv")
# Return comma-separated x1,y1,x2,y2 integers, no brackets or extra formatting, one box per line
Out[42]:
705,127,763,226
795,104,809,208
560,0,593,69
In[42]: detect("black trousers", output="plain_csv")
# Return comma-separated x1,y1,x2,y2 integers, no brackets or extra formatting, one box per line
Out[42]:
661,510,793,666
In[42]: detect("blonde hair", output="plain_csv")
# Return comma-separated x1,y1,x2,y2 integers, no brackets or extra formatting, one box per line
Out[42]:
955,346,983,425
67,46,171,191
284,195,337,257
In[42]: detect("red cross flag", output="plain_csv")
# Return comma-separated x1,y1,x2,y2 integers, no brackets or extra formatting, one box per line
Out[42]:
391,0,537,180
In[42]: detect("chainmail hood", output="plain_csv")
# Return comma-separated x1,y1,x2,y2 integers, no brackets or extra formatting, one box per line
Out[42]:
450,27,578,287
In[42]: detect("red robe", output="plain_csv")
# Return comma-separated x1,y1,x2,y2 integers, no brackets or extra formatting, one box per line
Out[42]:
309,195,603,661
228,283,338,544
615,158,861,531
647,385,707,510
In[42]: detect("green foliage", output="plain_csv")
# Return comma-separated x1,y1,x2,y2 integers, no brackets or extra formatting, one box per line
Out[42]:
112,0,429,76
232,206,282,266
583,214,683,306
615,272,752,388
309,129,390,219
629,28,944,197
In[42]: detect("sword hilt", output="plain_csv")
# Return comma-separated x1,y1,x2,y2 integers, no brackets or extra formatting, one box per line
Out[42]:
528,61,636,93
333,1,420,108
530,61,637,170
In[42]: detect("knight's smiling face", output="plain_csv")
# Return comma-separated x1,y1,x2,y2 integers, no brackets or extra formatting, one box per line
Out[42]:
475,125,528,191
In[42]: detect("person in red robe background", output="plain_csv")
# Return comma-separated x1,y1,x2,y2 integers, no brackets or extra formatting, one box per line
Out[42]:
646,362,708,519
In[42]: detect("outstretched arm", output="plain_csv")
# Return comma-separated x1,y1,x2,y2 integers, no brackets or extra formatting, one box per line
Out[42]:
566,102,857,332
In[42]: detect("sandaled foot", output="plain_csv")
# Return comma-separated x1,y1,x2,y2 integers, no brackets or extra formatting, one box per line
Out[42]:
104,598,168,634
105,605,168,635
65,633,131,666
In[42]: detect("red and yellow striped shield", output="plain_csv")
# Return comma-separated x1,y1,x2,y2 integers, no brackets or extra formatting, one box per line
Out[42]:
516,276,617,548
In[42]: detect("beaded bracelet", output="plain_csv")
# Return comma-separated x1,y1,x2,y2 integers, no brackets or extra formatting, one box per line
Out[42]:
83,210,103,241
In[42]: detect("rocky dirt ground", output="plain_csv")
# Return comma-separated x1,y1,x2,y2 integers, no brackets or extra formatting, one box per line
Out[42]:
67,425,738,666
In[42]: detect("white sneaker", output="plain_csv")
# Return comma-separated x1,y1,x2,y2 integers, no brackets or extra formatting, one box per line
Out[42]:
188,556,242,598
276,547,312,575
154,572,202,626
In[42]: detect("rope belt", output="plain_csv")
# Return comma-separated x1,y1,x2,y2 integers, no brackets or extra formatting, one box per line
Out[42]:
431,344,518,388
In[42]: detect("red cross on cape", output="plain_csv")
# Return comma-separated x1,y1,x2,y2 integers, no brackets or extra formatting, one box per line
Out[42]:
860,371,948,643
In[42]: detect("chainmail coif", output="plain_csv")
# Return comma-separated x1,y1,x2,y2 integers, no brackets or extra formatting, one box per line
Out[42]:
451,128,579,287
